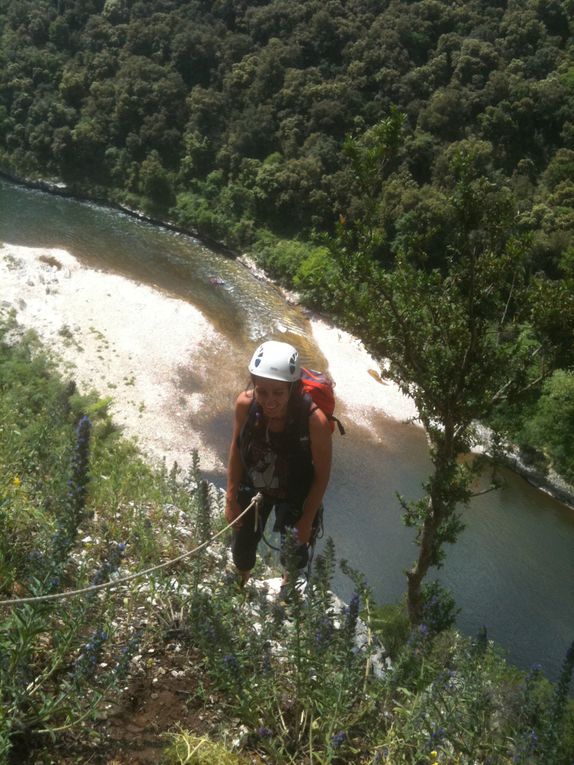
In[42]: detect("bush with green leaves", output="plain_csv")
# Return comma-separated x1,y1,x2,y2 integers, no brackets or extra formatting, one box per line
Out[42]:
252,231,313,284
251,231,345,311
523,370,574,483
158,487,574,765
2,318,573,764
0,319,215,760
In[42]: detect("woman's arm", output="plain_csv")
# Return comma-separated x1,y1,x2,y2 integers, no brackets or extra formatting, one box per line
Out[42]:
295,408,332,544
225,391,252,526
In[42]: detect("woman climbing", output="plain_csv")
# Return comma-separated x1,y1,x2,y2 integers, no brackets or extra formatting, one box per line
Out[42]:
225,340,332,591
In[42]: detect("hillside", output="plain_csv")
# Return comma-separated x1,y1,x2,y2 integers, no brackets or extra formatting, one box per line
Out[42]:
1,315,573,763
0,0,571,251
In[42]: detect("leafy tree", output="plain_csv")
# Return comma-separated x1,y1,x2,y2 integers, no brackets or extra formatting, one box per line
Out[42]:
139,149,175,211
524,371,574,483
332,115,574,625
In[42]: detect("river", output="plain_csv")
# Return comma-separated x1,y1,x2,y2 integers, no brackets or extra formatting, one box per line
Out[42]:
0,178,572,683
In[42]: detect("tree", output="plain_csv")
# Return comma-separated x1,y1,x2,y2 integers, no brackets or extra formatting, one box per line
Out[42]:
333,115,573,626
139,149,175,211
525,370,574,483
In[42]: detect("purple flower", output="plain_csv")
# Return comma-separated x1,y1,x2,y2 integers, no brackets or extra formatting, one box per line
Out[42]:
223,654,240,676
331,730,346,749
74,626,108,681
315,615,334,649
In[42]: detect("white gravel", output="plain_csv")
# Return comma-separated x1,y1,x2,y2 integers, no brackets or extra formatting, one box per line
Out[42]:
1,242,224,471
310,317,418,427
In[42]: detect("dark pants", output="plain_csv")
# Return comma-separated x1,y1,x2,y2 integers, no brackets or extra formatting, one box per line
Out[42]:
231,487,318,572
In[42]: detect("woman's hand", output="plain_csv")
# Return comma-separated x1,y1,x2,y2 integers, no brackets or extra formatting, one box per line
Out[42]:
225,495,243,528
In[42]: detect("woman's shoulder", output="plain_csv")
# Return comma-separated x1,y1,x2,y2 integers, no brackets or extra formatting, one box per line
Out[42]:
308,405,330,429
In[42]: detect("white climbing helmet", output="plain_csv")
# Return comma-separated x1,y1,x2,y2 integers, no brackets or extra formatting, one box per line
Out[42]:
248,340,301,383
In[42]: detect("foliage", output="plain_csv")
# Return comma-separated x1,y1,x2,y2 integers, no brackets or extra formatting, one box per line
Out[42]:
1,318,573,763
0,321,131,756
177,533,376,763
370,601,411,661
328,120,574,624
165,731,248,765
522,370,574,483
251,231,343,308
0,0,571,258
0,318,212,760
160,498,574,765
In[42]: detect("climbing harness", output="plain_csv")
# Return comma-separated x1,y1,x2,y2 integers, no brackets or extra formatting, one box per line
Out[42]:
0,493,263,608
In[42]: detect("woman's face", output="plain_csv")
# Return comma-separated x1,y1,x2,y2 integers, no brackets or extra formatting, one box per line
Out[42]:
253,376,291,419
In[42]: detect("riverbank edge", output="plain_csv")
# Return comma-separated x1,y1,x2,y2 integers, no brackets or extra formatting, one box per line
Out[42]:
3,167,574,511
501,455,574,510
474,424,574,510
0,168,237,258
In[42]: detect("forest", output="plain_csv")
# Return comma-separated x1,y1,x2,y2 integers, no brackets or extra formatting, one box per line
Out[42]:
0,0,573,481
1,1,574,761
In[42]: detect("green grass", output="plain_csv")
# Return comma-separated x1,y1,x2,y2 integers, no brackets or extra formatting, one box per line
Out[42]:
0,314,572,765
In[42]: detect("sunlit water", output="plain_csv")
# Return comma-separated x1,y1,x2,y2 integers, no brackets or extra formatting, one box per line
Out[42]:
1,178,572,682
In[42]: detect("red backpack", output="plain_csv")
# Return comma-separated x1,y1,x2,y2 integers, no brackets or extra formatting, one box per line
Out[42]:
300,367,345,435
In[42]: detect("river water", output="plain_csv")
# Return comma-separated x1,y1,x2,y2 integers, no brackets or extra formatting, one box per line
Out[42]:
1,178,572,682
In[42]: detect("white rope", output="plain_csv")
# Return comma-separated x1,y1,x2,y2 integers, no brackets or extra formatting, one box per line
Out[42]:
0,493,262,608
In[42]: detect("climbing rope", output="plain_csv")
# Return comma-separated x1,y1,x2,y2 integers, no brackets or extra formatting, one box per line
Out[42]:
0,493,263,608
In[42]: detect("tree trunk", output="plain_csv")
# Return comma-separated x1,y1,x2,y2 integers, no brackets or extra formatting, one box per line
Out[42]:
406,424,455,626
406,512,439,625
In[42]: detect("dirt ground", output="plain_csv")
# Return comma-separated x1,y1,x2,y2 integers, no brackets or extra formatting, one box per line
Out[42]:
26,642,233,765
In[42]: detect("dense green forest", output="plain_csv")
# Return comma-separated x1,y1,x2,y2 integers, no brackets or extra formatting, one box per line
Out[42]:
0,0,572,250
0,0,573,482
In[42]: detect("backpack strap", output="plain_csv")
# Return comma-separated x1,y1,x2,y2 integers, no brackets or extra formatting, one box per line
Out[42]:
237,397,260,476
296,392,315,448
303,395,346,436
331,416,345,436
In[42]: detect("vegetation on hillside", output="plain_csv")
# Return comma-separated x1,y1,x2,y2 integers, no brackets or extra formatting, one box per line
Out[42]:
1,315,573,764
0,0,571,249
1,2,573,760
0,0,572,481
